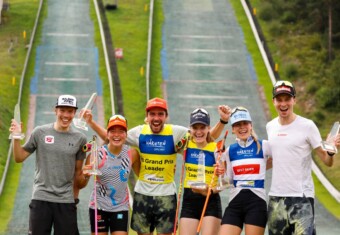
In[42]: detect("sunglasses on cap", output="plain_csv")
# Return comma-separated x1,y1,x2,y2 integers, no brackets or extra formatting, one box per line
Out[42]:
231,106,249,116
191,108,209,115
107,114,127,124
274,80,294,88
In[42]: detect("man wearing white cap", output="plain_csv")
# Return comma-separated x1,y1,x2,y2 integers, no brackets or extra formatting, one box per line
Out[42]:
9,94,87,235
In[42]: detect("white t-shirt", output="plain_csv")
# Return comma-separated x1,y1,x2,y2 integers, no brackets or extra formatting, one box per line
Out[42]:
266,115,322,198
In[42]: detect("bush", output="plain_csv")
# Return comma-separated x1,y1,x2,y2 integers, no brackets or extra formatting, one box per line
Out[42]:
284,63,299,78
280,11,297,24
258,3,275,21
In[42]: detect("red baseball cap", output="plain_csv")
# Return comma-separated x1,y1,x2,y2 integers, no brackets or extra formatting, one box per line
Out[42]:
107,115,127,131
145,97,168,112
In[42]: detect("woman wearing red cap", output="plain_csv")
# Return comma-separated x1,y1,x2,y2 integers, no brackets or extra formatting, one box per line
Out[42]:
81,97,231,235
81,115,140,235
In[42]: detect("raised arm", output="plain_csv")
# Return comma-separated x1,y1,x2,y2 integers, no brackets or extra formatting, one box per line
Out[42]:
210,105,231,140
81,109,107,140
9,119,30,163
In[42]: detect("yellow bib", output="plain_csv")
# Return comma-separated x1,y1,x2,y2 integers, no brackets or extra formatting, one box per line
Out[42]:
184,141,217,188
138,124,177,184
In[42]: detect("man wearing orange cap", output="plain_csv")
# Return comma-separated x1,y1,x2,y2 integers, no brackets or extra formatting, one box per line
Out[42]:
83,97,231,235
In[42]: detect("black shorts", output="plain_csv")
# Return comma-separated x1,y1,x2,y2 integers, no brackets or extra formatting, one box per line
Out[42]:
89,208,129,233
29,199,78,235
180,188,222,220
221,189,267,229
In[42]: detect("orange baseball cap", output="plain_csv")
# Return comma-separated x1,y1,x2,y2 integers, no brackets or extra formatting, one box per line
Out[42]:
145,97,168,112
107,115,127,131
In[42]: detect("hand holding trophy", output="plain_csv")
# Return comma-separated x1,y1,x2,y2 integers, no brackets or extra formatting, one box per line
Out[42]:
83,135,102,176
215,159,230,191
9,104,25,140
73,93,97,131
321,121,340,154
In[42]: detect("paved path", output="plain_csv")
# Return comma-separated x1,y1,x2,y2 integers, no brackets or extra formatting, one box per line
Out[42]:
161,0,340,234
5,0,103,234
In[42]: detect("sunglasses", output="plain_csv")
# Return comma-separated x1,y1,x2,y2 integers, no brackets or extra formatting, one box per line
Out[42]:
231,106,249,116
191,108,209,115
274,80,294,88
108,114,127,124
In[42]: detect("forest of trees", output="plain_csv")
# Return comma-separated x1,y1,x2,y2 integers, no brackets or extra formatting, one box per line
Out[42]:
254,0,340,128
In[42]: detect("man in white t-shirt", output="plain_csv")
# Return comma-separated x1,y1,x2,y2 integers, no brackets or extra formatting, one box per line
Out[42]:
266,80,340,235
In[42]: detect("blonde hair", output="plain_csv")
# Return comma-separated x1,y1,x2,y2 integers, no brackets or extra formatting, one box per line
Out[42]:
251,129,261,154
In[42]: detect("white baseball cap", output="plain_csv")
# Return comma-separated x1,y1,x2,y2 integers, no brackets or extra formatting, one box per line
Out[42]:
55,95,78,109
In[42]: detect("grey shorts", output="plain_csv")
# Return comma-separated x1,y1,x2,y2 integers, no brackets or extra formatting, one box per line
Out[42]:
268,196,315,235
131,192,176,234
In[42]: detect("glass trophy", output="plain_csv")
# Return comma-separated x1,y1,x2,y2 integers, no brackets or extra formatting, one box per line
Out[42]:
73,93,97,131
9,104,25,140
188,151,207,189
83,135,102,175
215,159,230,191
321,121,339,154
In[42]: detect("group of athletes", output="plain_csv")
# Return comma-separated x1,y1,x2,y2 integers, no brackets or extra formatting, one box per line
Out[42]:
9,80,340,235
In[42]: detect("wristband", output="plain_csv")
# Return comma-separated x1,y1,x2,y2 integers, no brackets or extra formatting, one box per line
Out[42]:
327,151,335,157
220,119,228,125
75,198,80,205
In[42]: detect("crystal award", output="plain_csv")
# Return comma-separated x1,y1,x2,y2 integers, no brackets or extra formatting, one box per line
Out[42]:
188,151,207,189
83,135,102,175
73,93,97,131
321,121,339,154
9,104,25,140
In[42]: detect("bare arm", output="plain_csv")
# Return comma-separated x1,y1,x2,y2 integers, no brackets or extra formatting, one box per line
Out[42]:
315,133,340,167
315,147,334,167
130,148,140,177
9,119,30,163
266,157,273,170
82,109,107,140
74,159,88,190
210,105,231,140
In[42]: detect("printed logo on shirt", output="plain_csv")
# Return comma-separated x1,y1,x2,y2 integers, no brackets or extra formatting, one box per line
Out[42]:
45,135,54,144
277,133,287,136
233,164,260,175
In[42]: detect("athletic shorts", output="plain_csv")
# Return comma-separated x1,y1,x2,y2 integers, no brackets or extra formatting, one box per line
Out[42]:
89,208,129,233
268,196,315,235
221,189,267,229
131,192,176,234
180,188,222,220
29,199,78,235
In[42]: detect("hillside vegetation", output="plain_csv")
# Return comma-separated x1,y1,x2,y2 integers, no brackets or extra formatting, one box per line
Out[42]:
250,0,340,189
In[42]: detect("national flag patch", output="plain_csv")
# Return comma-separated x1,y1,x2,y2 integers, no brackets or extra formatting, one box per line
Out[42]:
45,135,54,144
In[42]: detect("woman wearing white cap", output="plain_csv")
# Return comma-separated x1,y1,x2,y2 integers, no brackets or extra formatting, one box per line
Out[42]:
179,108,228,235
81,115,140,235
220,107,271,235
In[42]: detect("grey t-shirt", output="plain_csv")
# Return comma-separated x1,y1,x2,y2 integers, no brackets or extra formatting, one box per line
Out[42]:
23,123,87,203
